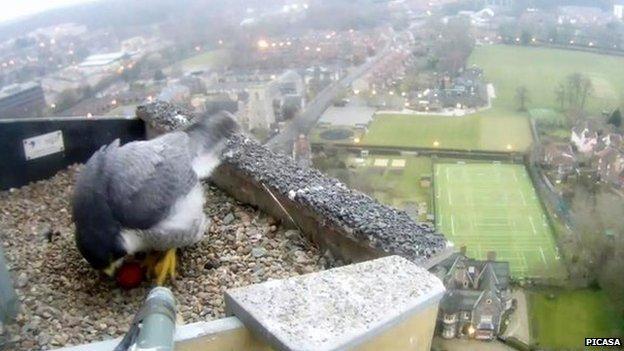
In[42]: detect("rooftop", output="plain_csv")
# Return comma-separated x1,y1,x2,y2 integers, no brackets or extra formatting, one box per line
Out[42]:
79,52,127,67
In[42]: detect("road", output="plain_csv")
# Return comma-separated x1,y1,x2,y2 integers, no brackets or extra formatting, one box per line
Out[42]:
265,35,396,154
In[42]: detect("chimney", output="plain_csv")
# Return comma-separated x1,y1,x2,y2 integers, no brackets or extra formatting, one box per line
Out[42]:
487,251,497,261
459,245,467,256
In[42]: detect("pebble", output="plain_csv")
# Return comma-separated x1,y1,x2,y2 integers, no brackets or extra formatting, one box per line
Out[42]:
251,247,268,258
222,213,235,225
0,166,329,350
15,273,28,288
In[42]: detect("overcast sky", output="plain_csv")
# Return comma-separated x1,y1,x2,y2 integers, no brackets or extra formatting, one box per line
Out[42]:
0,0,95,23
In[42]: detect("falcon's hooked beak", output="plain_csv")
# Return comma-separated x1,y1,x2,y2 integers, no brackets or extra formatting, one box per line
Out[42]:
102,258,124,277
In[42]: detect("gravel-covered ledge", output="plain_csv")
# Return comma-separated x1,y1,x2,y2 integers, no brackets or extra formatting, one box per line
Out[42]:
137,102,452,267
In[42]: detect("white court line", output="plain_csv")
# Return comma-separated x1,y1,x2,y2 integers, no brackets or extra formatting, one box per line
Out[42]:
451,215,456,236
519,191,526,205
448,188,452,206
529,217,537,235
539,247,547,265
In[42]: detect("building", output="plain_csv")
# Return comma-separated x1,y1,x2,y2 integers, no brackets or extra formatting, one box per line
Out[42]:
0,82,46,119
158,84,191,104
79,52,128,68
207,70,304,131
571,123,600,154
615,2,624,20
594,146,624,187
541,143,577,182
432,250,513,341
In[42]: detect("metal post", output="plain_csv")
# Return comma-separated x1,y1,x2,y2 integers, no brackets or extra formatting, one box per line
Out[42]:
0,245,18,324
131,287,177,351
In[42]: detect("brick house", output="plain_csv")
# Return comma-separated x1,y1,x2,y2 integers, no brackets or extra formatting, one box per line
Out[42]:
432,250,513,341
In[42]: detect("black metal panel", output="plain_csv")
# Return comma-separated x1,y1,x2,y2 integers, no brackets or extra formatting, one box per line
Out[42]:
0,117,145,190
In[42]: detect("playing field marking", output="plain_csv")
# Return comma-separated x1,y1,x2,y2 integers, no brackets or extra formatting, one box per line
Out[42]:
451,215,456,236
434,163,564,279
519,191,526,205
529,216,537,235
539,247,547,265
447,187,452,206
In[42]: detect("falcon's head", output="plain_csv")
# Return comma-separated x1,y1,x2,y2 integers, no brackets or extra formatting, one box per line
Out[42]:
74,215,127,276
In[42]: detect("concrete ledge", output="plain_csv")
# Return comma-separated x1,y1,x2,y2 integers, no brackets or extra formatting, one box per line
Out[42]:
54,316,270,351
225,255,445,351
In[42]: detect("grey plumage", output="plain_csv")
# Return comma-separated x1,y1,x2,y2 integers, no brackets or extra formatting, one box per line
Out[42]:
103,133,197,230
72,111,238,269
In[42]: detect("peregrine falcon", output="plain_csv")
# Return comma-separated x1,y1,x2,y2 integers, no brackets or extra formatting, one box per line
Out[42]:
72,111,237,285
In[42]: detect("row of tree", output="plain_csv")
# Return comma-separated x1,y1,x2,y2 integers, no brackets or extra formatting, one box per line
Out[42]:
565,188,624,313
515,72,595,126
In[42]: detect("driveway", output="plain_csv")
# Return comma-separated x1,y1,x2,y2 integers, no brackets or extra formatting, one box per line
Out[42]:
502,288,530,344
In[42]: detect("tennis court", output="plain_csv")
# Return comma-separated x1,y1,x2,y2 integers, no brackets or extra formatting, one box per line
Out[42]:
434,163,566,279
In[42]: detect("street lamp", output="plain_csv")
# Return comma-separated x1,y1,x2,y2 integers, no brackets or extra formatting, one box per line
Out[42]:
257,39,269,49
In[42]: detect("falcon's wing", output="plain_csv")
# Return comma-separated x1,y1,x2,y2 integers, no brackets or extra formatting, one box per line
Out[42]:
103,133,198,230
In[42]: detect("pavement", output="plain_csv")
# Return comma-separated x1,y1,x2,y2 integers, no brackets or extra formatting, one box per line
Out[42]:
503,288,530,344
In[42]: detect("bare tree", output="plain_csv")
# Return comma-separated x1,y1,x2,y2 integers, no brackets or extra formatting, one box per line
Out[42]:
566,73,593,111
432,18,475,74
568,187,624,311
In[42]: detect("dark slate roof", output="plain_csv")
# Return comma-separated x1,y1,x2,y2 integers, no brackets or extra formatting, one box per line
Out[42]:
436,253,510,290
440,290,483,312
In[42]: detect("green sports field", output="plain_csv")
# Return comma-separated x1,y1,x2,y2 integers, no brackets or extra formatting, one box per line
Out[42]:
470,45,624,119
361,113,533,152
529,289,624,349
434,162,566,278
170,49,231,72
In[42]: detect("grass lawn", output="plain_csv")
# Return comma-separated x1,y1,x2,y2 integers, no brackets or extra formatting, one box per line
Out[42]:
470,45,624,118
361,113,532,152
434,163,566,279
346,155,433,220
529,289,624,349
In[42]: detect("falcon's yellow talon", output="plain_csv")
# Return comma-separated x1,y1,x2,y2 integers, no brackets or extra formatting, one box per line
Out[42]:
153,249,177,286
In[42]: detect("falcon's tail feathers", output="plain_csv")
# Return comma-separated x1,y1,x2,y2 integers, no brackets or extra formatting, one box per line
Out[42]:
185,111,238,178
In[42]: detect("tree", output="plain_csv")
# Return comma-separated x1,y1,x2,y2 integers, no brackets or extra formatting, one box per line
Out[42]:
568,187,624,312
565,73,593,111
607,109,622,128
432,18,475,74
520,30,532,46
515,86,530,111
153,69,166,81
555,83,566,111
55,89,81,112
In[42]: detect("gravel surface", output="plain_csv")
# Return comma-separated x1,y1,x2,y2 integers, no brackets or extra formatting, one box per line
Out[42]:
136,101,194,132
0,166,329,350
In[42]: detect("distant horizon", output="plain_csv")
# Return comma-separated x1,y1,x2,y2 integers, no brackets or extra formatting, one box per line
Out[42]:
0,0,97,24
